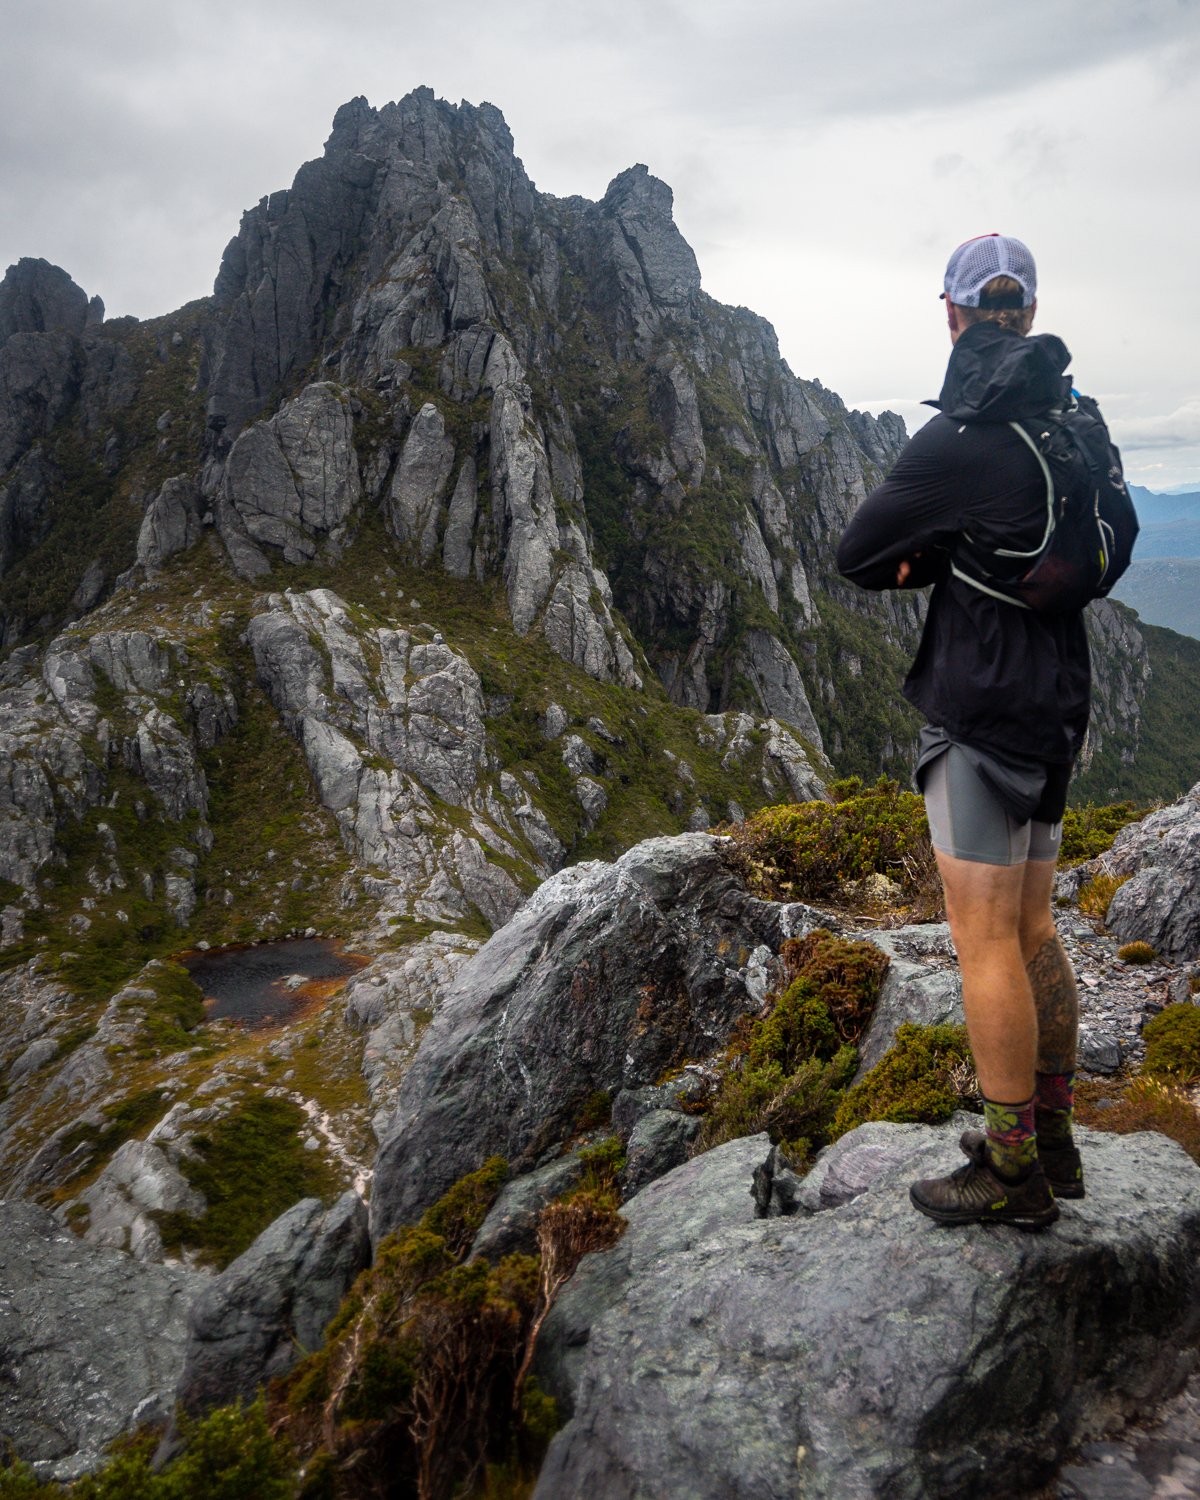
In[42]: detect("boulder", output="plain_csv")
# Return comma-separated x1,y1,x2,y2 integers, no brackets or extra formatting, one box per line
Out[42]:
1098,784,1200,961
75,1137,205,1262
470,1155,584,1262
369,833,820,1240
620,1108,700,1196
854,924,962,1076
173,1191,370,1420
534,1124,1200,1500
0,1199,204,1480
137,474,205,571
219,382,361,564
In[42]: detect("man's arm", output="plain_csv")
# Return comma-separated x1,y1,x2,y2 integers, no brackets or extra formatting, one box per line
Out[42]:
836,417,967,591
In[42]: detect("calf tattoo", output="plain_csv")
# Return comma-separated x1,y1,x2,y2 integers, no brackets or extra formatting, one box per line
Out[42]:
1027,934,1079,1074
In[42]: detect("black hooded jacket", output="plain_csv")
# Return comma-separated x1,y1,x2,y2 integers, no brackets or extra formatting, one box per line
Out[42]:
836,321,1090,766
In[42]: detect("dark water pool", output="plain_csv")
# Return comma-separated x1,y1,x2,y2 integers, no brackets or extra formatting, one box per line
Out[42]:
183,938,368,1027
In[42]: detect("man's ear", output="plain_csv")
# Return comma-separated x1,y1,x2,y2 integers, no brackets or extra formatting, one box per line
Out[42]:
946,299,963,341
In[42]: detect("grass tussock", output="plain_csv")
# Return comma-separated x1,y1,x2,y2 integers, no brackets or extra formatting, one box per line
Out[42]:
1077,1076,1200,1165
1077,871,1130,921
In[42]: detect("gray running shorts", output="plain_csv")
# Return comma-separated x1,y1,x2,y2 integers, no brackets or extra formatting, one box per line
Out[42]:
922,746,1061,867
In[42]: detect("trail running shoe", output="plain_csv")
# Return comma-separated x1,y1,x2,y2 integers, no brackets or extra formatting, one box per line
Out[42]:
960,1127,1085,1200
910,1131,1060,1230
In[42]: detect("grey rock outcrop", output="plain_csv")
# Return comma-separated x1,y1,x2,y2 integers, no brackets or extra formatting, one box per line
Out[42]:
1091,782,1200,960
75,1138,205,1263
852,922,962,1075
173,1191,370,1419
368,831,821,1240
137,474,206,571
0,622,234,901
216,382,361,571
0,259,99,345
245,586,532,927
0,1199,203,1480
534,1125,1200,1500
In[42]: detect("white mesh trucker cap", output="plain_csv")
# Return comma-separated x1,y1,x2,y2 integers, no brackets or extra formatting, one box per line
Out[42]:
941,233,1037,308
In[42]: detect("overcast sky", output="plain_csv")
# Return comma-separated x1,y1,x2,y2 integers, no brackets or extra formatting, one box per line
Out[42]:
3,0,1199,487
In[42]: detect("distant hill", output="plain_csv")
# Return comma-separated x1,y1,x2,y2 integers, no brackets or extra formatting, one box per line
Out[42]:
1120,483,1200,564
1128,483,1200,524
1110,557,1200,641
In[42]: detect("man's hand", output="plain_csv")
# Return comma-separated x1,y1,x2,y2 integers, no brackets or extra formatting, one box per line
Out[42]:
896,557,914,586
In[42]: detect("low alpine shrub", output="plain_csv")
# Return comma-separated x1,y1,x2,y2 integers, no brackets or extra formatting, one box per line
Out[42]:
724,777,937,910
1059,802,1145,866
829,1023,976,1140
1116,940,1158,965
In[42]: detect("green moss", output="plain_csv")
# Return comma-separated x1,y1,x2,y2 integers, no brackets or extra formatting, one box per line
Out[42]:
698,1047,858,1163
696,930,887,1161
1142,1003,1200,1083
830,1023,975,1140
155,1094,339,1269
419,1154,508,1257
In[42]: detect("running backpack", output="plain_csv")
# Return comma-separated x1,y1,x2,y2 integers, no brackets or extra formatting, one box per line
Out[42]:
951,394,1139,614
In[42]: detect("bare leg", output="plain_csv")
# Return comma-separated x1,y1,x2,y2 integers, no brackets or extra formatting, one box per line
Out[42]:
1018,859,1079,1074
935,850,1035,1102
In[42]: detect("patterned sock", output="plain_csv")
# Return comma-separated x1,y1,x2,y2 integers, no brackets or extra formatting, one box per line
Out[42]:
982,1095,1038,1181
1035,1070,1076,1148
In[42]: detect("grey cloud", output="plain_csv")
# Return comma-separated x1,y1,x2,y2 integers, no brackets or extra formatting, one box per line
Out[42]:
1115,401,1200,451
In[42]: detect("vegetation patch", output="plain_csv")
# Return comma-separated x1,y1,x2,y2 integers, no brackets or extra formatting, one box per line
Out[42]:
1141,1003,1200,1083
52,1087,168,1194
1116,940,1158,966
123,960,207,1057
1077,1076,1200,1165
724,776,939,914
1077,872,1129,921
829,1023,977,1141
1058,802,1146,866
275,1156,624,1499
195,676,358,946
0,1398,297,1500
695,930,889,1163
155,1093,340,1269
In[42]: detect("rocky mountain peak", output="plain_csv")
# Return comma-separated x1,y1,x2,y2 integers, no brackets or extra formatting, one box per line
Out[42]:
599,162,702,312
0,258,103,345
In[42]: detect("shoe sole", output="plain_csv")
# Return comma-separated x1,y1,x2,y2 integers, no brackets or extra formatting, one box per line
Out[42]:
909,1184,1061,1230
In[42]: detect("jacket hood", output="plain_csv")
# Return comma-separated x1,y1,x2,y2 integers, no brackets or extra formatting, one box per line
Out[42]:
928,322,1072,421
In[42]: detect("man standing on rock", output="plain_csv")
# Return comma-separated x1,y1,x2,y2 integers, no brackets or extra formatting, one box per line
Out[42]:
837,234,1102,1229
